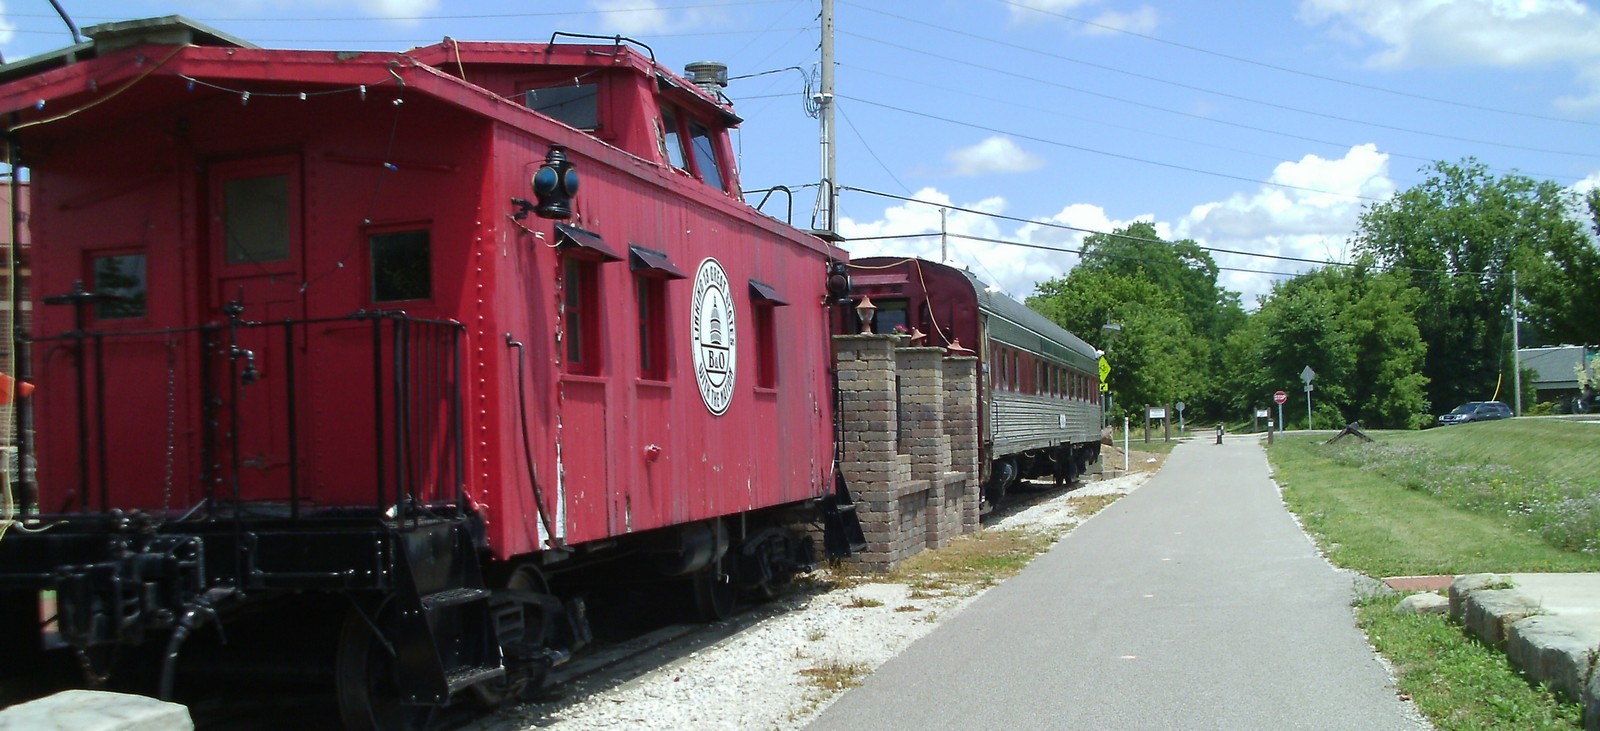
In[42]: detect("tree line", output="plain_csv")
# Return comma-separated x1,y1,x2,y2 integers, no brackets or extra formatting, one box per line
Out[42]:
1026,159,1600,429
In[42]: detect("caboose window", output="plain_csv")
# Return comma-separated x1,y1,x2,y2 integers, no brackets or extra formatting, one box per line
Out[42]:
91,253,147,320
687,122,724,191
660,109,688,171
753,302,776,389
564,257,601,374
223,174,290,265
369,229,431,302
636,276,668,380
526,83,599,130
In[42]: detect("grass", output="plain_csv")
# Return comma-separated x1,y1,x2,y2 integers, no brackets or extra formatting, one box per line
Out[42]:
1267,421,1600,730
1355,594,1585,730
887,528,1056,594
1270,433,1600,576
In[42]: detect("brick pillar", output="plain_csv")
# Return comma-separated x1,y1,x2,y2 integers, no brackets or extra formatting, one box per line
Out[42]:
896,347,948,480
834,334,899,568
943,356,981,534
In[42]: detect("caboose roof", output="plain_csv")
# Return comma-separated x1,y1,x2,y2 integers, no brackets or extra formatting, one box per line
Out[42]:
0,16,736,140
0,15,253,87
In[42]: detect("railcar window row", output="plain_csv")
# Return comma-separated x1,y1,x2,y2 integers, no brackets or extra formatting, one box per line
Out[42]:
988,343,1096,402
562,253,782,388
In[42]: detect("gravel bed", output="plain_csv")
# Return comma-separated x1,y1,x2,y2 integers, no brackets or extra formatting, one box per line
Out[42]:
476,470,1152,731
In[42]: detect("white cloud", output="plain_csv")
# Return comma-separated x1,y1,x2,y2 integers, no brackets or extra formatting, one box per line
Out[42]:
588,0,715,36
1007,0,1095,21
946,136,1045,177
1175,144,1396,307
354,0,438,19
840,147,1397,310
1082,6,1159,35
1572,170,1600,195
1300,0,1600,109
0,2,15,48
1007,0,1158,35
839,188,1031,295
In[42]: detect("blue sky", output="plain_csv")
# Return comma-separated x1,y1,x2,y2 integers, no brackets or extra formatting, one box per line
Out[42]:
4,0,1599,306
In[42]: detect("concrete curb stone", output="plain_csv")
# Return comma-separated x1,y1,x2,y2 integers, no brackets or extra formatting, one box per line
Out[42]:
1461,589,1544,647
1505,615,1600,705
0,690,192,731
1448,573,1512,622
1451,574,1600,731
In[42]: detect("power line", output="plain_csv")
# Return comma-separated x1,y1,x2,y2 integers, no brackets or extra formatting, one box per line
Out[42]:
841,30,1599,160
842,186,1356,267
842,186,1514,281
837,96,1386,202
836,101,911,195
993,0,1600,129
838,60,1578,184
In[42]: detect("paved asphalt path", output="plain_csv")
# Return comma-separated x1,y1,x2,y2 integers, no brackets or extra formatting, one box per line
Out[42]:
807,436,1428,731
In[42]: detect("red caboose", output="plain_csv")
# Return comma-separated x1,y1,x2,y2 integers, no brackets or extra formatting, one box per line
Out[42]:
0,16,859,728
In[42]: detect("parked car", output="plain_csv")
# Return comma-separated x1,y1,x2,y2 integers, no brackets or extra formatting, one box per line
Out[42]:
1437,401,1513,425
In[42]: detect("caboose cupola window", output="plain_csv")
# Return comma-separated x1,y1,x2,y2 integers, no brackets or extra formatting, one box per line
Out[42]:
525,83,600,131
687,122,724,191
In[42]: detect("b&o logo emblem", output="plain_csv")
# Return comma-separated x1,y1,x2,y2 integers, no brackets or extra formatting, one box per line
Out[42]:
691,258,736,416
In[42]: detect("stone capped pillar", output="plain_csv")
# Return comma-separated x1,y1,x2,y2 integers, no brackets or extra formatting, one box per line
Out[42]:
943,356,981,534
895,346,949,481
834,334,901,567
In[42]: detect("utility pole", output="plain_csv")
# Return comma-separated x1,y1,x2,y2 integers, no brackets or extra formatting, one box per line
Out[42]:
1510,270,1522,416
816,0,837,237
939,207,948,262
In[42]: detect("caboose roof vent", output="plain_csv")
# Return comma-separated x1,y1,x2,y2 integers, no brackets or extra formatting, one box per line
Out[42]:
683,61,728,97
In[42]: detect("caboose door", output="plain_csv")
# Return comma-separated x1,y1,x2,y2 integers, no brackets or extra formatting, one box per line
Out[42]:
205,156,306,504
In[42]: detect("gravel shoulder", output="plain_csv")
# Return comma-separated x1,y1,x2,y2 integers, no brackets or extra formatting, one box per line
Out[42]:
472,466,1156,731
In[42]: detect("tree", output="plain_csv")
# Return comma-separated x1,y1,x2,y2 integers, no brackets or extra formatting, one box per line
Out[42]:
1221,267,1428,429
1028,223,1244,419
1352,158,1586,411
1516,187,1600,346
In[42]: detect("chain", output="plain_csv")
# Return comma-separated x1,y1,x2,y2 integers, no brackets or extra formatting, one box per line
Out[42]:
162,333,178,516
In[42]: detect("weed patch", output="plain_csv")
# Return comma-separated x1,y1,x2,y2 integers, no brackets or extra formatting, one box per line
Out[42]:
845,596,884,609
797,661,868,692
1355,594,1584,729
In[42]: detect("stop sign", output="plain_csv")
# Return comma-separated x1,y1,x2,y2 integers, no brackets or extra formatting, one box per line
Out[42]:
1273,391,1288,404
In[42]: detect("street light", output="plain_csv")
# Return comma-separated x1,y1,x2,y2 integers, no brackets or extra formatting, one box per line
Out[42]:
1100,322,1122,427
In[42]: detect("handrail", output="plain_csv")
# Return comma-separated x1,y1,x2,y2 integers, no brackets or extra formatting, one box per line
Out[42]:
27,309,468,526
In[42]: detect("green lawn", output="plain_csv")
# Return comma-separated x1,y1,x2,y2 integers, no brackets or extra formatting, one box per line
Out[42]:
1270,424,1600,576
1266,421,1600,730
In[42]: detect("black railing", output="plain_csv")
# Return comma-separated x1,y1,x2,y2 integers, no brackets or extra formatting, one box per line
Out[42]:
28,301,467,525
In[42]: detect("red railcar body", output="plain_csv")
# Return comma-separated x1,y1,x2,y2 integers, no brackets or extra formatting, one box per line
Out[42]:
1,26,836,554
0,17,855,727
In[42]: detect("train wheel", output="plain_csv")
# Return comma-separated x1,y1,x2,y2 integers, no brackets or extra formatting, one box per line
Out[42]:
691,563,736,622
335,604,435,731
472,564,549,707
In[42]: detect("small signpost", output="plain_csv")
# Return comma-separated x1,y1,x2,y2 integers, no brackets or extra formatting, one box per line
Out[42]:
1301,365,1317,430
1175,400,1186,434
1144,405,1169,443
1273,390,1287,435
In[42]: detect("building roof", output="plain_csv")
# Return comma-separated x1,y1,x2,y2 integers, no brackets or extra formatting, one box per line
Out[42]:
1519,345,1592,389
